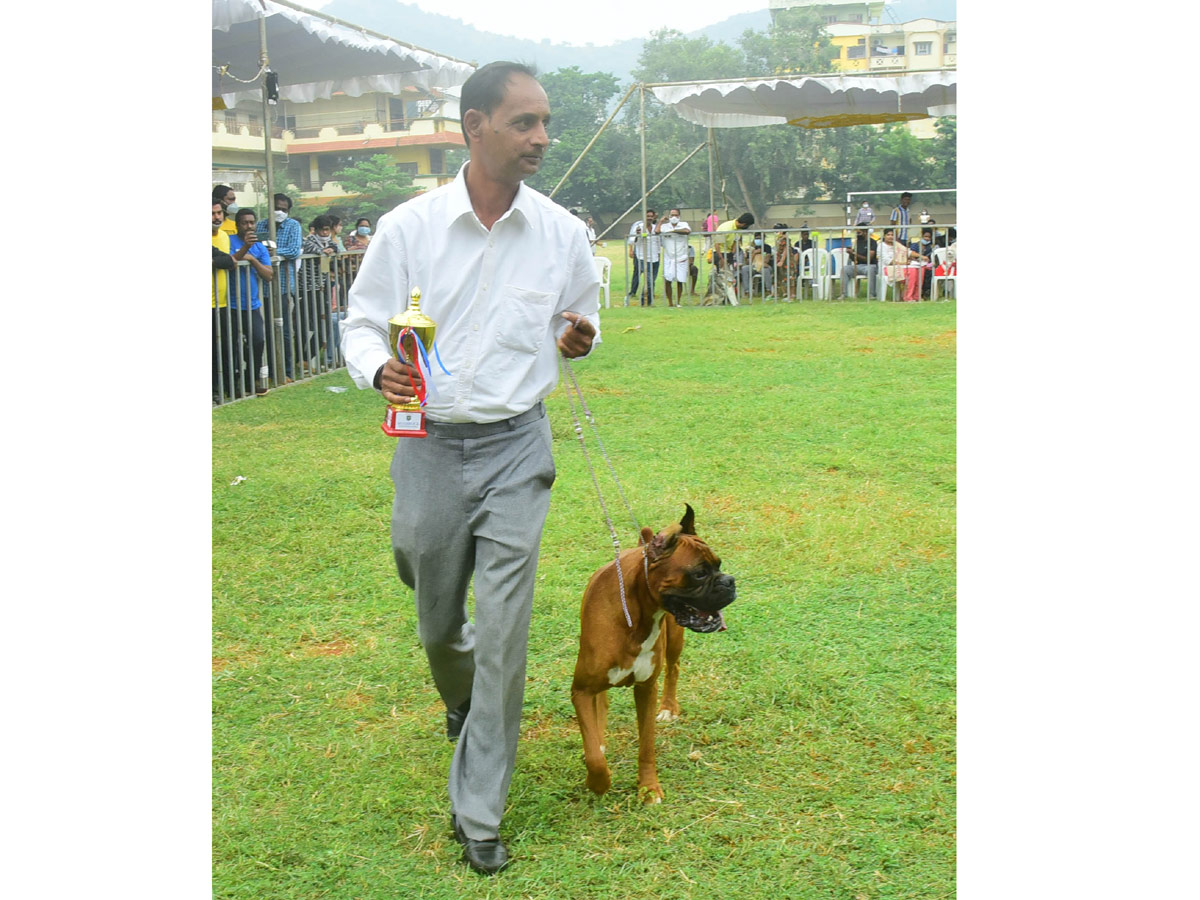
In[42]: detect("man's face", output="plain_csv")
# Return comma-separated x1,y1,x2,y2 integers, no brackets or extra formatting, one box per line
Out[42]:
212,203,224,233
221,189,236,209
900,196,911,208
669,209,680,220
883,232,894,244
646,210,657,224
471,73,551,184
273,197,290,213
237,214,256,238
316,225,332,239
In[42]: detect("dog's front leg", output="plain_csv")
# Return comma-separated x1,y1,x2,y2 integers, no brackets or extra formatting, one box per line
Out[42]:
657,618,684,723
571,686,612,795
633,677,664,804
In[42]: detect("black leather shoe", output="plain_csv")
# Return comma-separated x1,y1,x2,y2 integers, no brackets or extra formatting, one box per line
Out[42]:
452,814,510,875
446,698,470,742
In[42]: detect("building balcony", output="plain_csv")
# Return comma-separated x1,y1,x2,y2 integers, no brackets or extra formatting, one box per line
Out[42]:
870,56,906,70
943,53,956,66
212,121,288,153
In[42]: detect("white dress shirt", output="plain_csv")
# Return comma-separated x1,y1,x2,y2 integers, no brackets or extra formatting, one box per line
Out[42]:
627,220,661,260
341,164,601,424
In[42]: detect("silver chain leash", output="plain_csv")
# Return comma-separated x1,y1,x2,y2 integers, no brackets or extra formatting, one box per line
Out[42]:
560,356,646,628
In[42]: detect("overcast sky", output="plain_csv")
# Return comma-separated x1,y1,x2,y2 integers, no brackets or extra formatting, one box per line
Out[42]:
304,0,762,46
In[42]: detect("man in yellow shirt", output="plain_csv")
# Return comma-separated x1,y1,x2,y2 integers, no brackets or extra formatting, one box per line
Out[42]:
213,185,239,238
213,201,235,402
711,213,754,306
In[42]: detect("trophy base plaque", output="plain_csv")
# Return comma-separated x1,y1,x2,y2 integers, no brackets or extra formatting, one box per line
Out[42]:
382,406,426,438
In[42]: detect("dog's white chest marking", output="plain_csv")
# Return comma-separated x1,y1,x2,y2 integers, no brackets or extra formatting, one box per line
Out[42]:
607,611,665,685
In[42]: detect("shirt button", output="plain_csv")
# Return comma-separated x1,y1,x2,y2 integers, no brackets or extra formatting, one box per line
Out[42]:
472,323,479,331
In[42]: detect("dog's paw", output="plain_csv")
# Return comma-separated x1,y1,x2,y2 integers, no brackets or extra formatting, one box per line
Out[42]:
586,767,612,796
638,784,664,805
655,708,680,723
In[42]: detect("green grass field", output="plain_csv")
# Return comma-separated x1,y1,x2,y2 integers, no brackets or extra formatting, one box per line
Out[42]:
213,300,955,899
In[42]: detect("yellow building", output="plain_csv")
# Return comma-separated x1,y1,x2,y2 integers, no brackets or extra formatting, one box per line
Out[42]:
211,87,464,209
769,0,955,140
827,18,956,75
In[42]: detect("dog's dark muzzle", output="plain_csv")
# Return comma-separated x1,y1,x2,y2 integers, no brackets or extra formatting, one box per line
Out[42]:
662,575,736,633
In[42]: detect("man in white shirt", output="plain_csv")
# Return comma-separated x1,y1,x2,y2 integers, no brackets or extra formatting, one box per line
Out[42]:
341,61,600,877
657,208,691,308
627,209,660,305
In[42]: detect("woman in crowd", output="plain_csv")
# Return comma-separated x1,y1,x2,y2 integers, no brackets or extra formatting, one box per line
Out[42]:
344,217,373,251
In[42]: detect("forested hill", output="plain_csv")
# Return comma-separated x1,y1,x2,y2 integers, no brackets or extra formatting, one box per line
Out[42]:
319,1,955,83
320,0,767,81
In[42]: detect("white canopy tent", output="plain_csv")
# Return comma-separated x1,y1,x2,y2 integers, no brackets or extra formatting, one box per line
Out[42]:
648,70,956,130
212,0,475,242
212,0,475,109
553,69,956,237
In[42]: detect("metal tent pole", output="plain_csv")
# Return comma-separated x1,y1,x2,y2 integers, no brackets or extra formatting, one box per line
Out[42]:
257,15,284,383
639,84,649,302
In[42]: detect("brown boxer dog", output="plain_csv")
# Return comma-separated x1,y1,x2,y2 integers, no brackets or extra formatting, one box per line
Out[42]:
571,504,736,803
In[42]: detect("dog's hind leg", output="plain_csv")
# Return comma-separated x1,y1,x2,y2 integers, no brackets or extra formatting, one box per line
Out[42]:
633,677,664,804
572,685,612,795
657,619,684,723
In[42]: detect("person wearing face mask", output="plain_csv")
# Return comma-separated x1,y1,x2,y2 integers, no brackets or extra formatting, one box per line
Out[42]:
344,217,373,251
213,185,239,238
302,216,340,371
257,193,304,381
656,208,691,308
908,228,935,300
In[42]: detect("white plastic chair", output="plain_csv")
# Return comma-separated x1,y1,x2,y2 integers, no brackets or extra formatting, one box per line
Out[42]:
931,247,956,301
830,247,861,299
878,264,904,301
593,256,612,308
801,248,832,300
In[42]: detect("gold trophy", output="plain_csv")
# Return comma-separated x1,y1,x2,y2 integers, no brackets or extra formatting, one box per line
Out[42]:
382,287,437,437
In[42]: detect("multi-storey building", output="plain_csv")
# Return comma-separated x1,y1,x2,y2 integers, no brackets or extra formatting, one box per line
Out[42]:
211,87,464,210
768,0,955,138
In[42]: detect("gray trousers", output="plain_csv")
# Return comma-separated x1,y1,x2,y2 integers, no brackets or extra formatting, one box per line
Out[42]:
389,403,555,841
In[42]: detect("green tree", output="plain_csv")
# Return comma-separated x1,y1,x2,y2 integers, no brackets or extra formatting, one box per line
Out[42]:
929,116,956,186
526,67,638,225
330,154,420,223
856,123,930,193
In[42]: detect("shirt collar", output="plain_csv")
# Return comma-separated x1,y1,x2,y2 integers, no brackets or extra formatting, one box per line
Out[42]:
447,161,536,230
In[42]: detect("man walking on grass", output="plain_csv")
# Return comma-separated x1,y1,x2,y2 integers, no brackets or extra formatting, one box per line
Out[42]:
341,61,600,877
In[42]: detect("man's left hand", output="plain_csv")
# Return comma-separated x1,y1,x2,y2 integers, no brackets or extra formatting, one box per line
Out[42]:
557,312,596,359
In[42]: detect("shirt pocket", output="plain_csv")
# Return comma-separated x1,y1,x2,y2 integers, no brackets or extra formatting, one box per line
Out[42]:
494,285,556,355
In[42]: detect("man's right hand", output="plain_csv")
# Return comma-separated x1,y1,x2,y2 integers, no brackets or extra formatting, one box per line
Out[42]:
379,356,421,405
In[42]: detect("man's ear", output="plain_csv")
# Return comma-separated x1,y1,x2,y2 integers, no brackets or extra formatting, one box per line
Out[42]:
462,108,484,145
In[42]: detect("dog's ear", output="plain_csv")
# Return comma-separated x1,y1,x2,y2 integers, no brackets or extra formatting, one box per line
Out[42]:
646,523,682,561
680,504,696,535
639,526,655,546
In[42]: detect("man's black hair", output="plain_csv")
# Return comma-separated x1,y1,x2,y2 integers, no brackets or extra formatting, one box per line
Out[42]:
736,213,755,227
900,192,912,200
459,61,538,146
234,207,257,225
772,222,788,230
212,184,233,203
311,215,333,230
274,192,293,211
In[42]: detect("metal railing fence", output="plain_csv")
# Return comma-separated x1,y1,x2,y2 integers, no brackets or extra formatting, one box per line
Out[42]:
212,249,365,406
616,222,956,307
